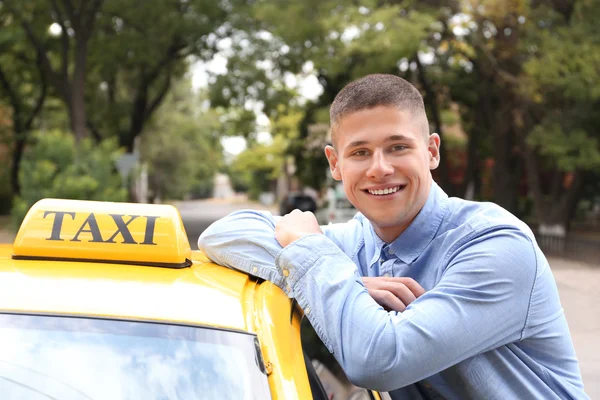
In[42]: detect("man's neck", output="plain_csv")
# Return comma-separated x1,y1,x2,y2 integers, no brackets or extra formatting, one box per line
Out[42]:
373,179,433,243
373,218,414,243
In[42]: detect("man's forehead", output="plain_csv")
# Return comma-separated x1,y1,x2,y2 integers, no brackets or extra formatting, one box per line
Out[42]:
331,108,428,148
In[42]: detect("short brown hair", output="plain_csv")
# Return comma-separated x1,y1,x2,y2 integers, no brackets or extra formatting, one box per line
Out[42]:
330,74,429,144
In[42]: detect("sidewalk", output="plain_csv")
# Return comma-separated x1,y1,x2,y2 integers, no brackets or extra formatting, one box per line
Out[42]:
548,257,600,398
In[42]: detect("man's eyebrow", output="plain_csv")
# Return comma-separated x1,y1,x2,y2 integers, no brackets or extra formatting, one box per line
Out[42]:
347,140,369,148
346,135,415,148
385,134,416,143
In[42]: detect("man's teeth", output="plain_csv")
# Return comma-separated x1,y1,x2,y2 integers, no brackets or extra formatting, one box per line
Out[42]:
368,186,401,195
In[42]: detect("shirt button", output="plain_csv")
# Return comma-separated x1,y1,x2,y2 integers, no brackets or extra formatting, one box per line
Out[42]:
384,273,391,277
282,269,290,277
305,307,311,315
252,266,258,274
286,284,292,292
387,247,394,255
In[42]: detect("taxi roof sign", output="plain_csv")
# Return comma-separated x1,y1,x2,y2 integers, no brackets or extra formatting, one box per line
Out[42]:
12,199,192,268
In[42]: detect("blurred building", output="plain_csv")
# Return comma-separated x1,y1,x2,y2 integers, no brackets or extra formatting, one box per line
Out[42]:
213,173,235,199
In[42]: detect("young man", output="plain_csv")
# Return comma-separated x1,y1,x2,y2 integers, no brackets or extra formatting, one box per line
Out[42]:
199,74,588,399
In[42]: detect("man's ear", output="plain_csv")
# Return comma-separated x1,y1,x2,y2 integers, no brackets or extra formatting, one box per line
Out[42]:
325,145,342,181
428,133,441,170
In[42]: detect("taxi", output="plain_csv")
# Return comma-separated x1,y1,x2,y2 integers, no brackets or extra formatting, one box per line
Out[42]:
0,198,388,400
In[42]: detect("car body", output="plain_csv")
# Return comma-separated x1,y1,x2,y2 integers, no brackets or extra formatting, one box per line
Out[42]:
0,198,387,400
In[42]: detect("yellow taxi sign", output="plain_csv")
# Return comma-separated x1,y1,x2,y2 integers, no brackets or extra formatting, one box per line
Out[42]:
12,199,192,268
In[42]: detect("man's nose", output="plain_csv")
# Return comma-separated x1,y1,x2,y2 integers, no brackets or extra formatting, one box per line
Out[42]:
366,151,394,179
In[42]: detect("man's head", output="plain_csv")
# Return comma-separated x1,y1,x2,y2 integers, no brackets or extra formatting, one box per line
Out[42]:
324,74,441,242
329,74,430,146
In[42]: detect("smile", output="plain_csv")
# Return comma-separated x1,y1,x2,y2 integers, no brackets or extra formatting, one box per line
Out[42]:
365,186,404,196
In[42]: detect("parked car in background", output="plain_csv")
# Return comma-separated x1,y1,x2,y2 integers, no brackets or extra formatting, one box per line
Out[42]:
1,198,388,400
316,185,358,225
279,192,318,215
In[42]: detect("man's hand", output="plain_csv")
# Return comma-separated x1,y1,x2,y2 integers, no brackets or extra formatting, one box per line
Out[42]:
362,277,426,312
275,209,323,247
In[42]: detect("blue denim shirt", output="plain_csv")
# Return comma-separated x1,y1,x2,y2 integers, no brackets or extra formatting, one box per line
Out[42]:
198,183,588,399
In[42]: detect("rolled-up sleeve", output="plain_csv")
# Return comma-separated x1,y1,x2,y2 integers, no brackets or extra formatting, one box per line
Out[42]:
198,210,286,289
197,210,358,294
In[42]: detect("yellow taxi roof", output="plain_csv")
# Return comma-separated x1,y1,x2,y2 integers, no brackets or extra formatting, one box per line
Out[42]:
0,246,257,332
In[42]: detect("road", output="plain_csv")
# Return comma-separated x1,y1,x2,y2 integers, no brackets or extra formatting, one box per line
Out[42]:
176,198,277,249
179,199,600,398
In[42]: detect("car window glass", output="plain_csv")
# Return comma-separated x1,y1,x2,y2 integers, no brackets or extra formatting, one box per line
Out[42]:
302,317,375,400
0,313,271,400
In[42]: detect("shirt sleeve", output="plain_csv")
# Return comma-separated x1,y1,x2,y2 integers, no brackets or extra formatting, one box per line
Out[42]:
277,228,537,392
197,210,361,294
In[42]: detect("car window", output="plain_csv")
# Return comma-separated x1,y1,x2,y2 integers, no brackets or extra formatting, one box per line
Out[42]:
302,317,376,400
0,313,271,400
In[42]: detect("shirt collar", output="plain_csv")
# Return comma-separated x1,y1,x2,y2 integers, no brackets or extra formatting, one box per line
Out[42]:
366,181,448,266
389,181,448,264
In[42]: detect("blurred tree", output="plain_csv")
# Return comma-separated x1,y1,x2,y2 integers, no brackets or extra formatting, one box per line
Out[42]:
0,103,12,214
86,0,233,151
0,0,235,150
11,129,126,227
141,79,223,201
230,135,286,200
0,5,47,195
0,0,102,143
521,0,600,233
0,0,236,207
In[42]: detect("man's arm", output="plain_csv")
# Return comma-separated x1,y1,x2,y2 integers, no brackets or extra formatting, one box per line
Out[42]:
277,227,537,392
199,210,424,309
198,209,366,293
198,210,287,289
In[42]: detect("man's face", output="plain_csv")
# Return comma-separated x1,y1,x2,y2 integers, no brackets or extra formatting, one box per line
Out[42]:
325,106,440,242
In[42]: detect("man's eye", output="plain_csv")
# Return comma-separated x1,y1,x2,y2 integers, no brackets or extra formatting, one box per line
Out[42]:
391,145,407,152
352,150,369,156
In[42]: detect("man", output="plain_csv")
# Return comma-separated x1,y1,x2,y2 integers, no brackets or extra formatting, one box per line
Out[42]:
199,74,588,399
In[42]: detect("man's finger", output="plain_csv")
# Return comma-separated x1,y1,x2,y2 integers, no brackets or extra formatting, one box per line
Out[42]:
369,289,407,312
366,276,426,298
376,282,417,306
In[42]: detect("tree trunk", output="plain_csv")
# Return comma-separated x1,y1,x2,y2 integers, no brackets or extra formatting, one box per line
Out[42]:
492,126,519,212
71,36,89,143
525,148,585,235
415,56,454,195
461,74,493,201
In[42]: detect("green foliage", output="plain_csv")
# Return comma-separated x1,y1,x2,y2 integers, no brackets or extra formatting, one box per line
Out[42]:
225,164,251,193
230,137,285,200
527,123,600,171
522,0,600,179
523,2,600,103
85,0,235,148
11,130,127,228
142,81,223,201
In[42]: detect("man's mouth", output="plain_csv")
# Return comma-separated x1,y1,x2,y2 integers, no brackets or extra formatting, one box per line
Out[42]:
364,185,406,196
